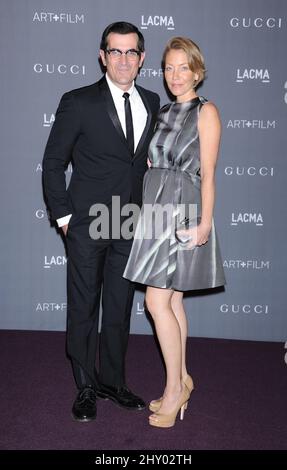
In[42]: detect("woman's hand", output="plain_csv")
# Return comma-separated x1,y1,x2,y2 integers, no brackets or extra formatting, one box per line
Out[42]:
177,221,211,249
195,221,211,246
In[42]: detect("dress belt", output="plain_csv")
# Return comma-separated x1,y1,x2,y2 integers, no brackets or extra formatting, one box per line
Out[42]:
150,166,201,186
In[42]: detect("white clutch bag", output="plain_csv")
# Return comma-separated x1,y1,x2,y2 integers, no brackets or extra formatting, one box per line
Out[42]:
175,216,201,246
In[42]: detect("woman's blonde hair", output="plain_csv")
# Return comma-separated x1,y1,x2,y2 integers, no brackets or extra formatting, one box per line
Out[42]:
163,37,206,87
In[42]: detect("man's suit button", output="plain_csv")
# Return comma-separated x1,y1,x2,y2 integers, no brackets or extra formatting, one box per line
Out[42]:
131,162,134,166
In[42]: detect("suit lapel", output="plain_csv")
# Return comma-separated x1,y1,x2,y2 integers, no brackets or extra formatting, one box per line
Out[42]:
99,77,127,147
98,77,153,159
134,85,152,160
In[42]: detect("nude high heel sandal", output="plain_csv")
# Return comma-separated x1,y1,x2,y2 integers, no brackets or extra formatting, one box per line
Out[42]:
149,374,194,412
149,383,190,428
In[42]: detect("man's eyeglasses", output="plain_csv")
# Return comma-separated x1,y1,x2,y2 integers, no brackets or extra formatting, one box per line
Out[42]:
105,48,141,60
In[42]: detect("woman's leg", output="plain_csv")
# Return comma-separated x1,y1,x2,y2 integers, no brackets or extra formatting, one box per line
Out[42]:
170,291,188,380
145,286,183,414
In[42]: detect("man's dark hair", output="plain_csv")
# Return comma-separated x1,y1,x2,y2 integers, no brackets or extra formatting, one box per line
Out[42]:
100,21,145,52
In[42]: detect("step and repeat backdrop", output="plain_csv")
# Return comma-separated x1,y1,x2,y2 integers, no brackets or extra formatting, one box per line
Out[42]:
0,0,286,341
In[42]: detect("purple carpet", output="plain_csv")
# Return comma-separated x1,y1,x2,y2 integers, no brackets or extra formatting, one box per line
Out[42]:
0,330,286,450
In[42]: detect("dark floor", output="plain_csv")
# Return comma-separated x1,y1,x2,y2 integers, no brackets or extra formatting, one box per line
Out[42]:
0,330,286,450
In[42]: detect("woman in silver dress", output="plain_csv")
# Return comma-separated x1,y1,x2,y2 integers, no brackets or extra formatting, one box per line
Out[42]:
124,37,225,428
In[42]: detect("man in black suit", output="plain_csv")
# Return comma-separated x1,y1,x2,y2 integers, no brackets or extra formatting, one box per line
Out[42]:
43,22,160,421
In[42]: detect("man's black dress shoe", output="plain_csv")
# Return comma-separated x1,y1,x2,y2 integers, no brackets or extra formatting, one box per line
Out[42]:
97,384,146,410
72,385,97,422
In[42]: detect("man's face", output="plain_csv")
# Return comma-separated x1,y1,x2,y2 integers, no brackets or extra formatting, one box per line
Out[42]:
100,32,145,91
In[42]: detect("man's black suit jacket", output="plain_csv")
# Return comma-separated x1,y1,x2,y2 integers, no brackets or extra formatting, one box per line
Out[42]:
43,76,160,222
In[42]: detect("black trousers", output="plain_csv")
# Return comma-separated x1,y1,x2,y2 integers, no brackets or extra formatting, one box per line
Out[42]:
66,221,135,390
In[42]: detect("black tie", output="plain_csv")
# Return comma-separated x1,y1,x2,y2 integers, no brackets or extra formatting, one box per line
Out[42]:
123,92,134,156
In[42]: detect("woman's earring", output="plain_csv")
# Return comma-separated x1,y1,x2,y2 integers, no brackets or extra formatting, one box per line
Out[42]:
193,74,199,88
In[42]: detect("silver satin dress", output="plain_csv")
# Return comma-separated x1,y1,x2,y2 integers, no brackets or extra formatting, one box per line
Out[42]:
123,97,226,291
